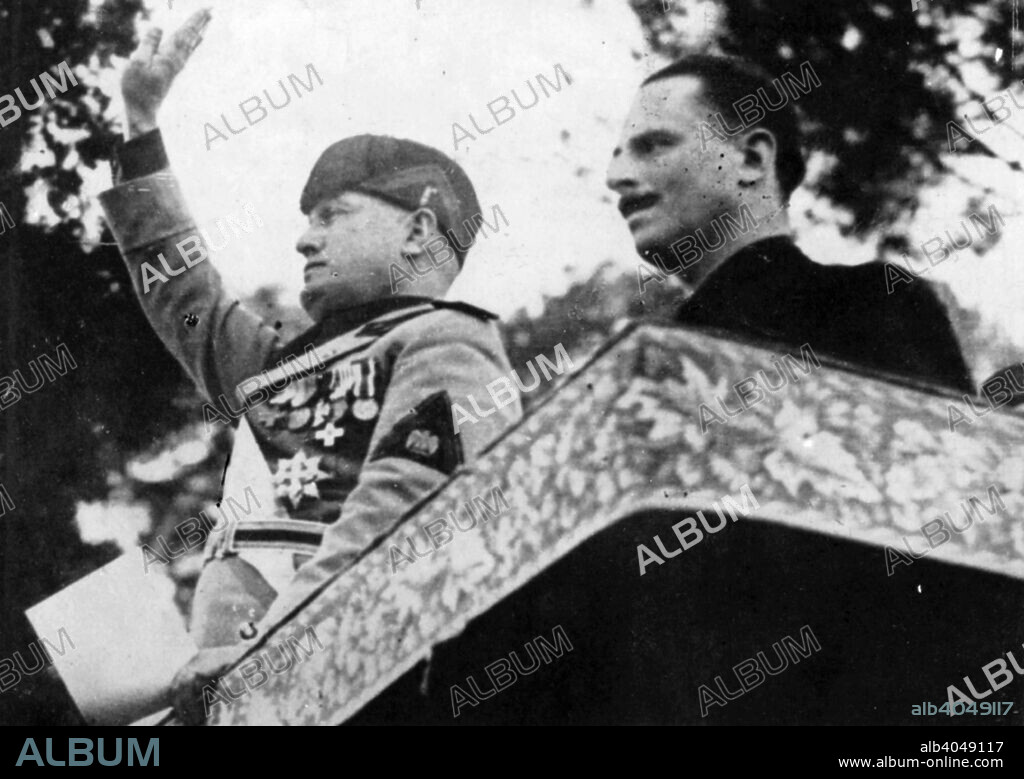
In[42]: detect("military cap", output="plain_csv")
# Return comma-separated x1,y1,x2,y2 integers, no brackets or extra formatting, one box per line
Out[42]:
300,134,482,263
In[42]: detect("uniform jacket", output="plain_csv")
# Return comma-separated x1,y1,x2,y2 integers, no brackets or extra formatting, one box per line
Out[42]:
676,236,975,394
99,134,522,630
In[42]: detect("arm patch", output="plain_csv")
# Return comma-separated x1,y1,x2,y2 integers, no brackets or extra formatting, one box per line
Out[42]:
368,391,464,474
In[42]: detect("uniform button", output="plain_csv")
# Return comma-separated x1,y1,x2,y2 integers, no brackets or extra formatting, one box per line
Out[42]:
239,621,258,640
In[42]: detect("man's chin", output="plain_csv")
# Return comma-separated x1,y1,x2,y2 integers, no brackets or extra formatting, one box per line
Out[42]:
299,284,352,322
632,222,676,258
299,288,319,321
300,280,387,322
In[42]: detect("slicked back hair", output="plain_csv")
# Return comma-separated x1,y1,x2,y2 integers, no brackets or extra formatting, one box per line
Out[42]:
643,55,807,200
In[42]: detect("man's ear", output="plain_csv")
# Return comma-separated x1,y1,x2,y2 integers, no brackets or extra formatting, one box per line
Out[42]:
402,207,439,255
738,128,777,188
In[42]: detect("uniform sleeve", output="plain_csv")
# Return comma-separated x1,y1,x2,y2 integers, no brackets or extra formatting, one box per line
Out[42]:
257,311,522,629
98,138,280,404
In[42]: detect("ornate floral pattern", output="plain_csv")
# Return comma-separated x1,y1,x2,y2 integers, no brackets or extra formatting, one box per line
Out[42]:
207,324,1024,725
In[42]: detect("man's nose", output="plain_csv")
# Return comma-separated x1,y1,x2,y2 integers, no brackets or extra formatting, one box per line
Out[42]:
606,150,637,195
296,226,323,258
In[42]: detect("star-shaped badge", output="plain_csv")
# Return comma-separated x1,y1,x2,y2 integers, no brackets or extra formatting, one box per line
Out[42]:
274,450,331,510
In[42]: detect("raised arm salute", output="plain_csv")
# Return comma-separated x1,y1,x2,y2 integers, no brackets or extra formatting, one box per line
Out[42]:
99,11,522,725
101,9,281,406
122,9,211,140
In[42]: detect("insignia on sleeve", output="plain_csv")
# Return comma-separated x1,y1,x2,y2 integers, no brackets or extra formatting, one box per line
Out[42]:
369,391,464,474
405,429,440,457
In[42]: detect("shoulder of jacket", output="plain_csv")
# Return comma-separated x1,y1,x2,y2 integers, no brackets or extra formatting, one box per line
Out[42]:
429,300,500,321
800,258,885,297
383,301,501,340
360,302,499,343
860,260,945,305
381,302,505,356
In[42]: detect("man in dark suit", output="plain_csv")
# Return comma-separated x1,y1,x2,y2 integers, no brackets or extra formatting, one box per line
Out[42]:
606,54,973,394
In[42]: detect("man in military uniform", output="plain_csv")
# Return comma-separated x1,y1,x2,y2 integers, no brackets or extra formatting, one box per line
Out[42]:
607,54,974,394
101,11,521,723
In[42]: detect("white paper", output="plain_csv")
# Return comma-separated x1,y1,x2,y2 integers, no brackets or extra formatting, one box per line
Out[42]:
26,553,197,726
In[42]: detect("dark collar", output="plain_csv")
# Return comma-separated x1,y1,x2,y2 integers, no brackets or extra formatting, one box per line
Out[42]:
316,296,436,338
273,296,436,365
676,234,810,333
700,234,802,282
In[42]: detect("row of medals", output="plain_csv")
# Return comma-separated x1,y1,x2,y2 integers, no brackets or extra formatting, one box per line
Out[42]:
261,359,380,441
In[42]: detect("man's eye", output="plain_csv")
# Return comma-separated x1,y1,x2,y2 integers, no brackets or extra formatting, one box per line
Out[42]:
318,210,338,226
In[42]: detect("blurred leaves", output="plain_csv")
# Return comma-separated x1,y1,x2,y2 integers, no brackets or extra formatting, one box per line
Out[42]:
0,0,188,725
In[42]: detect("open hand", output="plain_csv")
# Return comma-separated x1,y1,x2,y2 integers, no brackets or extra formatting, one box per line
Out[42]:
122,8,212,138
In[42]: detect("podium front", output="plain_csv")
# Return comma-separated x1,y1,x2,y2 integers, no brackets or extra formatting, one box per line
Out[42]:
197,324,1024,726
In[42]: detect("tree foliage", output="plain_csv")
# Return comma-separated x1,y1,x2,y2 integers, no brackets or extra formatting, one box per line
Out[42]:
0,0,199,724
